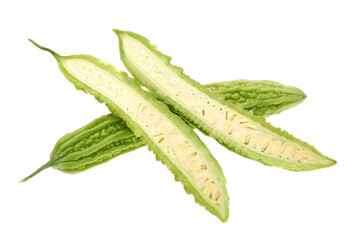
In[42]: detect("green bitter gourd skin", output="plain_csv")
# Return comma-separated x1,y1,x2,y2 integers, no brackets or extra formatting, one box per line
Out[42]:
20,114,145,182
20,80,306,182
205,80,306,117
114,29,336,171
28,40,229,222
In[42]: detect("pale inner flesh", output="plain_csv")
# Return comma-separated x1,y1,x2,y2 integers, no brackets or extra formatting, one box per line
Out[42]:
62,59,224,206
122,35,314,165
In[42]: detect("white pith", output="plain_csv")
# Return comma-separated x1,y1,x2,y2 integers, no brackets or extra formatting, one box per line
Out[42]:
62,59,224,207
122,35,314,165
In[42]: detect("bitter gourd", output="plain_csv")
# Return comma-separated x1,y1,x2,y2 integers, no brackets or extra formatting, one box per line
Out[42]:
205,79,306,117
20,114,145,182
29,40,229,222
20,79,305,182
115,29,336,171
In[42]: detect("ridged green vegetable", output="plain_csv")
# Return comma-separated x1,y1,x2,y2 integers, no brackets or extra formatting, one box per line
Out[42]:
21,79,305,182
205,79,306,117
28,40,229,222
20,114,144,182
115,29,336,171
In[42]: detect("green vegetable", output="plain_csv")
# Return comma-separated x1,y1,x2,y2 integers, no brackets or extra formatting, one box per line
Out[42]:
20,79,305,182
20,114,144,182
205,79,306,117
28,40,229,222
114,29,336,171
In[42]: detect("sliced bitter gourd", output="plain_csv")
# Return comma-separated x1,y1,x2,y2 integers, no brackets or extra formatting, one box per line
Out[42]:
29,40,229,222
21,80,306,182
23,78,305,178
115,30,336,171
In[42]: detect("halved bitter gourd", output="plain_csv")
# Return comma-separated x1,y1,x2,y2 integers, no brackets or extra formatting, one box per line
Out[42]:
115,30,336,171
21,80,306,182
29,40,229,222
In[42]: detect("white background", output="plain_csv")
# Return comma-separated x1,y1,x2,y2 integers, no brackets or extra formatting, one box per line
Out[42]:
1,0,359,239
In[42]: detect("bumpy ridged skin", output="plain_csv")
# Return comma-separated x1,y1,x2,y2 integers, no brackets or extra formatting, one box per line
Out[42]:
115,30,336,171
27,40,229,222
21,79,306,181
205,80,306,117
20,114,145,182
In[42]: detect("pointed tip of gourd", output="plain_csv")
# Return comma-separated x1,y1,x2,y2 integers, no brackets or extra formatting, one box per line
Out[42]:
219,210,229,223
295,88,307,100
112,29,124,35
220,216,229,223
328,158,337,167
209,194,229,223
300,90,307,99
315,157,337,171
28,39,60,58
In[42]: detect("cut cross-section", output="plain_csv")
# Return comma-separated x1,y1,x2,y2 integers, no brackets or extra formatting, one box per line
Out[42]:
30,40,229,222
115,30,336,171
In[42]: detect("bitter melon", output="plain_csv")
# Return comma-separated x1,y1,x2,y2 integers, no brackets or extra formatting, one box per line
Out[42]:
20,114,145,182
205,79,306,117
29,40,229,222
115,29,336,171
20,80,305,182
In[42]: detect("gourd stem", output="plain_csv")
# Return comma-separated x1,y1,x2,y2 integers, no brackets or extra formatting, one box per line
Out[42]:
28,39,60,57
19,161,53,183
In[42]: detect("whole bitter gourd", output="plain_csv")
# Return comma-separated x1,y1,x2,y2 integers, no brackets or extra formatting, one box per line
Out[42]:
205,79,306,117
20,114,145,182
115,29,336,171
21,79,306,182
29,40,229,222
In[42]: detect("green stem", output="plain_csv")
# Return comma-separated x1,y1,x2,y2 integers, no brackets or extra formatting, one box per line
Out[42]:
28,39,60,57
19,161,54,183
